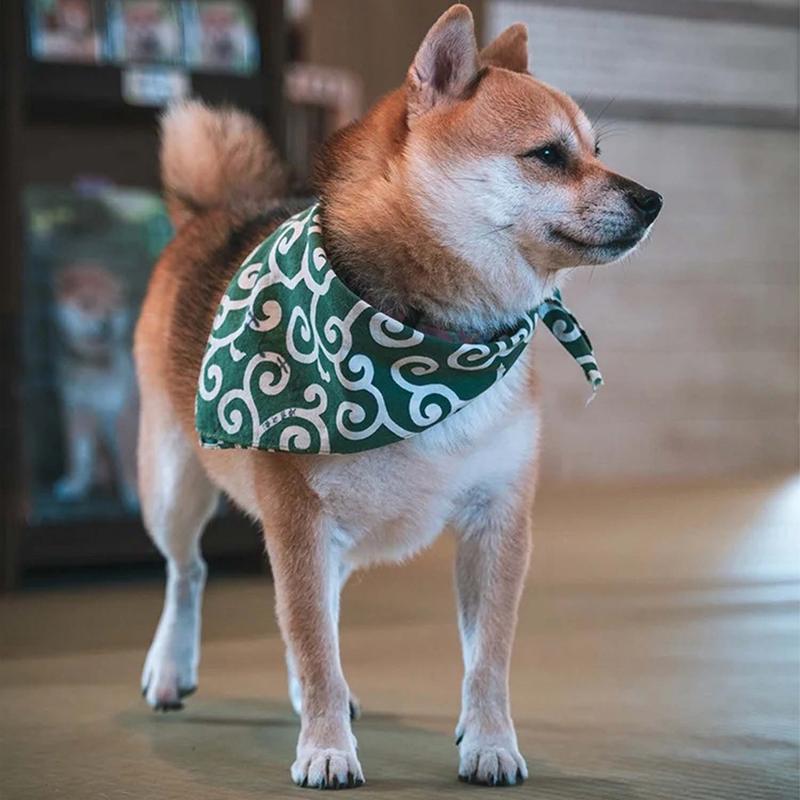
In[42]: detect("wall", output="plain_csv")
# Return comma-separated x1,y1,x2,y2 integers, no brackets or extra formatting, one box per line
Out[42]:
305,0,799,482
535,120,799,482
309,0,484,107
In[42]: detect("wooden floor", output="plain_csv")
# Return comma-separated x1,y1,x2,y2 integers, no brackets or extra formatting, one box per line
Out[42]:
2,479,799,799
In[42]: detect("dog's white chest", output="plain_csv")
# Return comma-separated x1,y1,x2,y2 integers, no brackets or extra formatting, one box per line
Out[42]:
307,357,539,567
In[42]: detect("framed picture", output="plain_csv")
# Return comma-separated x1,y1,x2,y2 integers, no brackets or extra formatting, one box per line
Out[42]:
28,0,102,63
183,0,259,75
108,0,183,64
22,183,172,523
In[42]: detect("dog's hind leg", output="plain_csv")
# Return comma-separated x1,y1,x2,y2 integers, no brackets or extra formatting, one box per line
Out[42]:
452,489,532,786
138,392,219,711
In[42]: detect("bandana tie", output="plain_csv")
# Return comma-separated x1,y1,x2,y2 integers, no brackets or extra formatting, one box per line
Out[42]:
195,204,602,455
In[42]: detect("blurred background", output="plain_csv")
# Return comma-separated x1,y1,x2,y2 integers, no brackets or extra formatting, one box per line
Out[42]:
0,3,798,797
1,0,796,586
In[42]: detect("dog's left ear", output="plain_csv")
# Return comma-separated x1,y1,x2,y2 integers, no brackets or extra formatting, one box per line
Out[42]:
407,4,479,124
480,23,529,73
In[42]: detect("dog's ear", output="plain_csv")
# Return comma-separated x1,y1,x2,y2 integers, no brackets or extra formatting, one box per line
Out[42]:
406,4,479,123
480,23,529,73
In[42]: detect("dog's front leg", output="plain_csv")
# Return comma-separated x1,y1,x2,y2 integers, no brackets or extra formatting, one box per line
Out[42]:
265,518,363,790
453,493,532,786
286,561,360,721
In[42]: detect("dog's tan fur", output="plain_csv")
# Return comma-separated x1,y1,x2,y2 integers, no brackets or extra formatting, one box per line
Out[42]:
135,5,660,789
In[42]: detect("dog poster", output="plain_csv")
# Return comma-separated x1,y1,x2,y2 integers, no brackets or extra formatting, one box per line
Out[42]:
28,0,102,63
108,0,182,64
22,184,172,522
183,0,259,75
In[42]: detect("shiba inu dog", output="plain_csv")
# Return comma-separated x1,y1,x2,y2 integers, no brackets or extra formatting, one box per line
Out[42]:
53,263,138,507
135,4,661,789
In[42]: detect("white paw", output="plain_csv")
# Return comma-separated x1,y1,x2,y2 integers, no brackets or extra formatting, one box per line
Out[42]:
291,747,364,790
458,737,528,786
141,654,197,711
141,564,205,711
53,477,91,502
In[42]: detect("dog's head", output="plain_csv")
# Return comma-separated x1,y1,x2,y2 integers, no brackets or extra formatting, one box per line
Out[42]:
319,4,662,329
407,6,662,266
54,263,129,358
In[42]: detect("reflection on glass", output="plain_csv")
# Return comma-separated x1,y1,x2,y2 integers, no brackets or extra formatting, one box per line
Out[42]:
23,183,172,522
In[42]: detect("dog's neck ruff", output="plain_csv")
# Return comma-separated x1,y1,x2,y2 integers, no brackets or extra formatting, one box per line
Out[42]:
196,204,602,455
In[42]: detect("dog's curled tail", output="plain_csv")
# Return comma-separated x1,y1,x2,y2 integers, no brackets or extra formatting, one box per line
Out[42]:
160,100,286,228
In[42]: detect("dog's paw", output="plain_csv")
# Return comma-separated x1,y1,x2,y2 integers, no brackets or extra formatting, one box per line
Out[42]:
141,563,205,712
291,748,365,790
141,648,197,712
53,476,90,503
458,742,528,786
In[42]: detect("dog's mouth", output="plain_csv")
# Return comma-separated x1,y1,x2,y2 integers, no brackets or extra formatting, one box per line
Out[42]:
550,228,643,254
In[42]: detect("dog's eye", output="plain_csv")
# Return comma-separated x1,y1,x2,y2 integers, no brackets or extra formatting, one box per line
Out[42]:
595,144,602,157
522,144,565,167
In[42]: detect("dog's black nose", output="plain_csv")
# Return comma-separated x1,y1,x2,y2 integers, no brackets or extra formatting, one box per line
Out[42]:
628,188,663,226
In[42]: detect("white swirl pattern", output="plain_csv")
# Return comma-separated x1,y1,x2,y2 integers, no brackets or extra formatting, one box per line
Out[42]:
195,205,600,455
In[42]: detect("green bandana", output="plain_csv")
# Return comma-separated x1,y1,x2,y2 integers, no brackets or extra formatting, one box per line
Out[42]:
196,204,601,455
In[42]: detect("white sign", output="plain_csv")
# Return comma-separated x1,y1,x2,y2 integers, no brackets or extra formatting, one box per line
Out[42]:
121,67,190,108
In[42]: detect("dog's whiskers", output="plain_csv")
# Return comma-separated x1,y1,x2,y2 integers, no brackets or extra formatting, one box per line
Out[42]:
591,95,617,131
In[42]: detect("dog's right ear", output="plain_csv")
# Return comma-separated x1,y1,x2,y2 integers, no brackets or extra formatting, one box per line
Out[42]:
480,23,529,73
406,4,479,124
